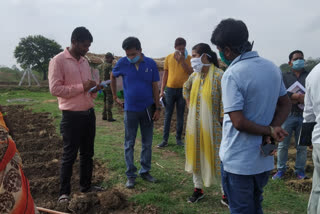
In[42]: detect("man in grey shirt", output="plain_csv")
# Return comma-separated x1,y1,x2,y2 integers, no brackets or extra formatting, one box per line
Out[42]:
273,50,309,180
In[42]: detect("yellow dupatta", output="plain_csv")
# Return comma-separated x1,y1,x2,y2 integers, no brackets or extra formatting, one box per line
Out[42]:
185,65,219,186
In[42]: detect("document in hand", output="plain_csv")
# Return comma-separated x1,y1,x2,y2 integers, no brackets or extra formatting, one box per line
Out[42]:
160,97,166,107
89,80,111,92
298,122,316,146
287,81,306,110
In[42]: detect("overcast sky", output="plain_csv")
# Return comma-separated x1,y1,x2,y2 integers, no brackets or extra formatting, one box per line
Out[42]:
1,0,319,68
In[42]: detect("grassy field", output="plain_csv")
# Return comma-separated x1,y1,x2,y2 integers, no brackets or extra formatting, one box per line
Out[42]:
0,87,310,214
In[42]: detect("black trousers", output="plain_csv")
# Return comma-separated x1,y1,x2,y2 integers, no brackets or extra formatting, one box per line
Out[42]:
59,108,96,195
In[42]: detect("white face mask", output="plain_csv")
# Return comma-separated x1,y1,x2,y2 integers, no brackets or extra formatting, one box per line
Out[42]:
190,54,211,73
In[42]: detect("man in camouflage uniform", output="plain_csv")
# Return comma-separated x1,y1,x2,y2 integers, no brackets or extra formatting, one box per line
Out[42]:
98,52,116,121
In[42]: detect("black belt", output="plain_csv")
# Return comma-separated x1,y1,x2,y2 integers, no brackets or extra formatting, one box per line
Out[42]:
62,108,94,115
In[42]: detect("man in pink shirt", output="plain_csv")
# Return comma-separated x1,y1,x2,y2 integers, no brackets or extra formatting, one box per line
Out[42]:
48,27,102,203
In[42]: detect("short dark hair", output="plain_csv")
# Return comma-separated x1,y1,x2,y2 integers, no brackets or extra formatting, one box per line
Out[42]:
211,18,251,54
174,37,186,48
192,43,219,68
289,50,304,61
71,27,93,43
122,37,141,50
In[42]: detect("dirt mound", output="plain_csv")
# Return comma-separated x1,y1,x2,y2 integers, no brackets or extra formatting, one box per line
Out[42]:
3,105,130,213
286,179,312,192
66,190,128,214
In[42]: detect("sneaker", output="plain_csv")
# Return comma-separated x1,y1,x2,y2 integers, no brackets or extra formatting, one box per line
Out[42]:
188,188,204,203
220,195,229,208
140,172,157,183
102,116,107,120
272,171,285,180
296,171,306,180
107,118,116,122
126,178,136,189
176,140,184,146
157,141,168,148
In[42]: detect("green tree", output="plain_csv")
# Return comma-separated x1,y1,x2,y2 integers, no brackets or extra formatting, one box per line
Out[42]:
14,35,62,80
279,63,291,73
305,57,320,72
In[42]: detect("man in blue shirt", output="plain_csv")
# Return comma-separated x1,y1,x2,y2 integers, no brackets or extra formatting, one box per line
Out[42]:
211,18,291,213
110,37,161,189
273,50,308,180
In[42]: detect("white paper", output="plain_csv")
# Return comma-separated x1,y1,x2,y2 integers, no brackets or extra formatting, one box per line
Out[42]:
287,81,305,110
89,80,111,92
160,97,165,107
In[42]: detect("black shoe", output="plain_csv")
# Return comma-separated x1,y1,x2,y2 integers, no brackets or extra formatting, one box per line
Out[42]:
157,141,168,148
176,140,184,146
220,195,229,208
188,189,204,203
102,116,107,120
81,185,103,193
140,172,157,183
107,118,116,122
126,178,136,189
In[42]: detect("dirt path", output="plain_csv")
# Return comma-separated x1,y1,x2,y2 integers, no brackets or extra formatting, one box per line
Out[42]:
3,105,130,214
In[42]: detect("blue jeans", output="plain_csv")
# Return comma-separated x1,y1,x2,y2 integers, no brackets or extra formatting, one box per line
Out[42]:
124,110,153,178
163,87,185,142
277,114,306,173
223,170,270,214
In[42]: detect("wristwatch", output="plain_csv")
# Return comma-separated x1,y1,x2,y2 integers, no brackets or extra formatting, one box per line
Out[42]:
156,107,161,111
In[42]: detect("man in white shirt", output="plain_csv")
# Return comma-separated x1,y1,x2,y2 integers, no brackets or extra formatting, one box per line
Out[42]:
303,63,320,214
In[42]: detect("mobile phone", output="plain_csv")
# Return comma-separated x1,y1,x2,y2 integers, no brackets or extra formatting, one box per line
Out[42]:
146,104,156,122
260,142,277,157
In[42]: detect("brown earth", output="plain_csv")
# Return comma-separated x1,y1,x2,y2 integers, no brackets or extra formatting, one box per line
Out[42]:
3,105,134,214
3,101,314,213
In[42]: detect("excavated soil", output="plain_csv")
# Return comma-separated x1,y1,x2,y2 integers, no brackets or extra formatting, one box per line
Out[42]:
3,105,132,214
3,103,313,213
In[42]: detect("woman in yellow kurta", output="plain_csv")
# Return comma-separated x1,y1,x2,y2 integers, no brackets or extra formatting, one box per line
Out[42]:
183,43,224,203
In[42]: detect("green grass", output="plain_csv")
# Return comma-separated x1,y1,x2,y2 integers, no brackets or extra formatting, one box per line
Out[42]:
0,88,310,213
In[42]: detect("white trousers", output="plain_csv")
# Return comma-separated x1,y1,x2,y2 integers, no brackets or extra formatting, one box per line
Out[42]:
308,143,320,214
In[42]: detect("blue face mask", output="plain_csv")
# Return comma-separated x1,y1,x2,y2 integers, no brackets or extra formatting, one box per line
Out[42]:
219,51,232,66
127,55,140,64
292,59,305,70
184,49,188,60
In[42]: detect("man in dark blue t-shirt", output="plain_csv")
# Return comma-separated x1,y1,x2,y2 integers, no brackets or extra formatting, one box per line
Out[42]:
110,37,161,189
